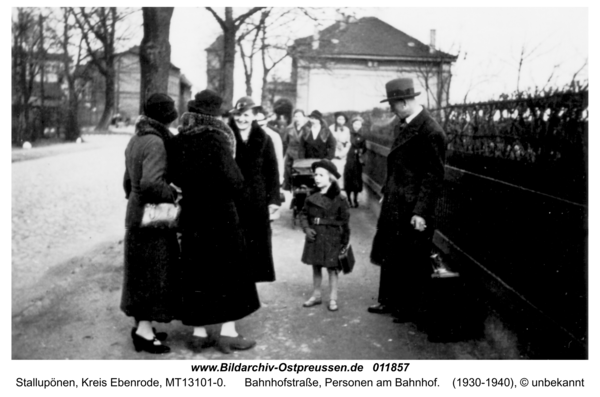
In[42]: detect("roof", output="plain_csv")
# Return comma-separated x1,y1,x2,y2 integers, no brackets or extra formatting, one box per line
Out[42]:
205,35,224,52
292,17,456,62
180,74,192,88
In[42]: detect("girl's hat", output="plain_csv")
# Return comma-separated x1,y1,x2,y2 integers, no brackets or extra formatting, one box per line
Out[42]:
311,159,341,179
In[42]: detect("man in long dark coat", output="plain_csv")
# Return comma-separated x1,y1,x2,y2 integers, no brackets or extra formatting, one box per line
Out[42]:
369,78,446,323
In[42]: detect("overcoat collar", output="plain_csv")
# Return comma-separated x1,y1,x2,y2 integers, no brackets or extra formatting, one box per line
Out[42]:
306,181,341,209
306,122,331,143
134,115,173,141
390,108,431,152
178,112,236,157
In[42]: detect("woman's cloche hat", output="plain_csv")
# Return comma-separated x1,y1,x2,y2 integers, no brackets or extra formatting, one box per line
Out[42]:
188,90,223,116
308,110,323,120
230,96,258,115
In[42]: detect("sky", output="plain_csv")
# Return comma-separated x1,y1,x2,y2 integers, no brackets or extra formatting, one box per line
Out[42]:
163,5,588,104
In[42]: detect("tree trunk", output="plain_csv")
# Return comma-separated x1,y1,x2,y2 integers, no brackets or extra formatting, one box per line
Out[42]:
221,8,236,109
96,67,115,130
64,79,80,141
140,7,174,114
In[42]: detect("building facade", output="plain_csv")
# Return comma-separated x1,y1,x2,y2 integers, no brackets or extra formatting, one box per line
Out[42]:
290,17,456,113
79,46,192,126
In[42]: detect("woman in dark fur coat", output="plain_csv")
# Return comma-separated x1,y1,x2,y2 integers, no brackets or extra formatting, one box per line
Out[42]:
228,96,281,283
121,93,181,354
171,90,260,354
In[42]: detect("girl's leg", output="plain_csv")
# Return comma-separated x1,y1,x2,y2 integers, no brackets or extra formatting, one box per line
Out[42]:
311,265,323,299
327,268,340,311
328,268,339,301
303,266,323,307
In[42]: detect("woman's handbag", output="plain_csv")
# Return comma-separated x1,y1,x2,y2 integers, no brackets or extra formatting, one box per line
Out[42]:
338,244,355,274
140,203,180,229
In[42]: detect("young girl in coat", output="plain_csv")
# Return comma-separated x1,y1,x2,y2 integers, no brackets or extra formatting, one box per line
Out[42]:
299,159,350,311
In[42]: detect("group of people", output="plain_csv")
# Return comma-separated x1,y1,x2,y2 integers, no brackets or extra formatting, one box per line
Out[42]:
279,109,367,209
121,90,281,354
120,76,447,355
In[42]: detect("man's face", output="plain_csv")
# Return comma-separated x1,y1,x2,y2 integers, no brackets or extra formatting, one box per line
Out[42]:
234,109,255,130
390,99,410,120
293,112,305,125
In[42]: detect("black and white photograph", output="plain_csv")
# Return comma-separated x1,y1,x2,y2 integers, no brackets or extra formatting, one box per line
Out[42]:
6,1,596,395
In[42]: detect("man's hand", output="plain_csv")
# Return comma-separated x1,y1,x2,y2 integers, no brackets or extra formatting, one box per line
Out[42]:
411,215,427,232
304,228,317,241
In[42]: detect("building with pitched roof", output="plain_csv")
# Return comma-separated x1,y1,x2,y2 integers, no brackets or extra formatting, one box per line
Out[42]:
290,16,457,113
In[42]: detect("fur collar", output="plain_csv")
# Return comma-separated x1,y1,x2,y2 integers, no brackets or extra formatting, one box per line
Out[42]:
178,112,236,157
228,119,269,159
134,115,173,141
306,181,342,208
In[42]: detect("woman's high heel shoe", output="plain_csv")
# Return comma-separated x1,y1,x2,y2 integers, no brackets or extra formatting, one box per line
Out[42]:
131,329,171,354
215,335,256,354
132,327,167,341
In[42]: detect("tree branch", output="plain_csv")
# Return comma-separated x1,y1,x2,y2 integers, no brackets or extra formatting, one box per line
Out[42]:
205,7,226,31
233,7,264,29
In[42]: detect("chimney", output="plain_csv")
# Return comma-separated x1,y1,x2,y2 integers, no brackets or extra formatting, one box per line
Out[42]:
429,29,436,53
312,26,320,50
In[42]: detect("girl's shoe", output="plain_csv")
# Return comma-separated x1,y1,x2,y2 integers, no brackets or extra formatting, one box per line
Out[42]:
131,330,171,354
328,300,339,311
302,297,322,307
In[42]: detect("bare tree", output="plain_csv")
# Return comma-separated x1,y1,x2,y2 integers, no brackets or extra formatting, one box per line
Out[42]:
205,7,264,108
51,8,86,141
139,7,174,113
12,8,44,144
236,14,263,96
72,7,129,130
257,9,296,106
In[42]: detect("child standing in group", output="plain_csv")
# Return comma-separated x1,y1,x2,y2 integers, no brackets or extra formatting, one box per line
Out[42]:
300,159,350,311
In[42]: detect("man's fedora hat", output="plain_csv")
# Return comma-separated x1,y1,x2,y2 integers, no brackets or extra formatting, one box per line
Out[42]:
380,78,421,103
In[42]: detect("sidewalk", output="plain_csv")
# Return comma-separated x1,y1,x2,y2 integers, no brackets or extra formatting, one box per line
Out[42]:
12,194,519,360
